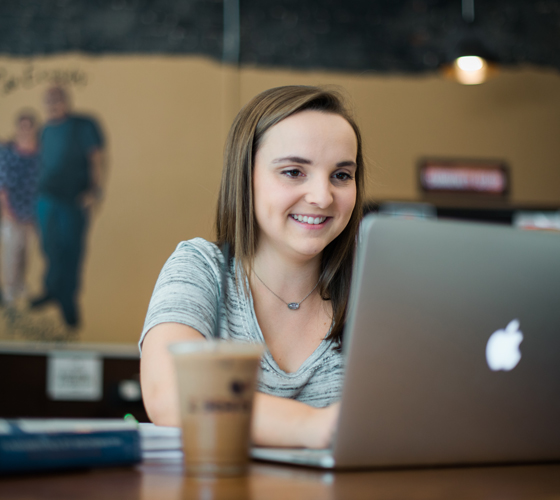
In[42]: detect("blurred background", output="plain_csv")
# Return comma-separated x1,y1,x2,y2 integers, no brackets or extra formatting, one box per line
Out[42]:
0,0,558,420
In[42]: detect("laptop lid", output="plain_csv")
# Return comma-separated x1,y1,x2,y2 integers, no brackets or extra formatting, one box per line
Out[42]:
333,215,560,468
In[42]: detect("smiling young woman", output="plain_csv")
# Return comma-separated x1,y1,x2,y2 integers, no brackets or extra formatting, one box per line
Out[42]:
140,86,365,448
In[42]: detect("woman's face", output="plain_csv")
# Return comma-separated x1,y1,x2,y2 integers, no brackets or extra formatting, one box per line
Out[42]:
253,110,358,263
18,118,34,133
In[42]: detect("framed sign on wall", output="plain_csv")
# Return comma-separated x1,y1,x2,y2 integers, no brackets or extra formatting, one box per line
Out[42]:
418,158,510,198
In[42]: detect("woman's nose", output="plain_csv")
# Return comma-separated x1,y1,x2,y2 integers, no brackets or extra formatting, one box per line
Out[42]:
305,177,334,208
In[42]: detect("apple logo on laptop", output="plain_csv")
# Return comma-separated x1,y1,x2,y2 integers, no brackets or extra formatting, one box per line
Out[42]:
485,319,523,371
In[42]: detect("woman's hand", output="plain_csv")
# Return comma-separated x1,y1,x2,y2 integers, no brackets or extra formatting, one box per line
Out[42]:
251,394,340,449
305,402,341,449
0,190,16,222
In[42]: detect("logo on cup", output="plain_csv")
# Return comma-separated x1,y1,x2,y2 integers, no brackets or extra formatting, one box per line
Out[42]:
186,381,252,414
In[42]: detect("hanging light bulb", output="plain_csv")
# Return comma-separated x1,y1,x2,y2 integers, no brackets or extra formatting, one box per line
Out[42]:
454,55,488,85
441,0,497,85
442,49,496,86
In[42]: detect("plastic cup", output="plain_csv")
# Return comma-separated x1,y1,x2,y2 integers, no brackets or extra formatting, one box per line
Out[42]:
168,340,264,476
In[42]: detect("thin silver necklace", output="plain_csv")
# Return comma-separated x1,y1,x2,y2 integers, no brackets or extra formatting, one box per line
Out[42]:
253,270,320,310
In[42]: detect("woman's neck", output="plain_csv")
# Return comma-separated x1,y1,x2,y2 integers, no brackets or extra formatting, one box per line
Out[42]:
14,136,37,155
251,246,322,300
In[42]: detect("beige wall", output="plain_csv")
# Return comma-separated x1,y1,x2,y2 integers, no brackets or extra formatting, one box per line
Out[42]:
239,66,560,204
0,54,559,345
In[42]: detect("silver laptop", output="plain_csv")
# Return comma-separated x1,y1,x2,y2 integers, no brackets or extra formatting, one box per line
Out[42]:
251,215,560,469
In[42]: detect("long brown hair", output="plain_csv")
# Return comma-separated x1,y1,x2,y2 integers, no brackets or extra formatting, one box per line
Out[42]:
216,85,365,346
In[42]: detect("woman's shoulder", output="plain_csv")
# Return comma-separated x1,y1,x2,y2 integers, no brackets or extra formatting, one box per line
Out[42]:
166,238,226,275
173,237,223,259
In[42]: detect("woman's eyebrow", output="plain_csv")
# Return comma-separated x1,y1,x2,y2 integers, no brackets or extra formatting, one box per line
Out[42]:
272,156,312,165
272,157,357,168
337,161,357,168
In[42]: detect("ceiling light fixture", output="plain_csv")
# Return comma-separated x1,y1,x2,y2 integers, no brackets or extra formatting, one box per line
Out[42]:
442,0,497,85
454,55,488,85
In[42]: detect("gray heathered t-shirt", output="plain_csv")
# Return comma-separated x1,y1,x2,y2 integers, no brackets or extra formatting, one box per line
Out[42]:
139,238,344,408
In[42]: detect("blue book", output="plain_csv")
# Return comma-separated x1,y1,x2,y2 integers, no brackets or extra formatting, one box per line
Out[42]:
0,419,141,474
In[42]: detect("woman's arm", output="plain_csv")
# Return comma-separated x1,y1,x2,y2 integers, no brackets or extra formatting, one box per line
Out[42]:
140,322,205,426
140,323,340,448
252,393,340,449
0,189,15,222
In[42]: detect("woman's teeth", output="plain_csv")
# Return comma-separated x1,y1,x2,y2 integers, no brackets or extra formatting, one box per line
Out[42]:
291,214,327,225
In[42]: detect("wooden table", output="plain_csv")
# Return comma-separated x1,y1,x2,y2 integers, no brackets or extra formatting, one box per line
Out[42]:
1,456,559,499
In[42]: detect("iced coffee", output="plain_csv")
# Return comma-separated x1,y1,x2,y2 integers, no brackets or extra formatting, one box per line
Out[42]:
169,341,264,476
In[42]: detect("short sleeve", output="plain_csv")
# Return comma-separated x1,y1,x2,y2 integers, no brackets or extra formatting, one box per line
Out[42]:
80,117,104,152
138,239,225,353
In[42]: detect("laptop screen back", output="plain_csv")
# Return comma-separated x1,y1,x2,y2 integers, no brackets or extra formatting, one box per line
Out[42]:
334,216,560,467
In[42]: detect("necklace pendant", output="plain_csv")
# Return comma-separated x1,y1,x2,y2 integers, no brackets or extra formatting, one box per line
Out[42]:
288,302,300,310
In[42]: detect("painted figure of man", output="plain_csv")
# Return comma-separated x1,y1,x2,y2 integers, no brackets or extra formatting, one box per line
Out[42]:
31,86,106,328
0,111,40,306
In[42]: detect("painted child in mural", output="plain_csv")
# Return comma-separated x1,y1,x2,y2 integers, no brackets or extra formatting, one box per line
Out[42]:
140,86,364,448
30,86,107,328
0,111,41,307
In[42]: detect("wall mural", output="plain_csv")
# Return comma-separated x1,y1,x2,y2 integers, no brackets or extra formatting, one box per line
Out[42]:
0,71,99,343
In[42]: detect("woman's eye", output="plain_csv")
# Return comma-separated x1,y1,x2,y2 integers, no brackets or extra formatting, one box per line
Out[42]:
282,169,303,178
333,172,353,181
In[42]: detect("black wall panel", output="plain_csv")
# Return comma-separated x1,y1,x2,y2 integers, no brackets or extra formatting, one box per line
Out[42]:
1,1,559,73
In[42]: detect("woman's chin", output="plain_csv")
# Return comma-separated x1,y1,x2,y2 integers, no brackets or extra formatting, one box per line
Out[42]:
290,242,328,260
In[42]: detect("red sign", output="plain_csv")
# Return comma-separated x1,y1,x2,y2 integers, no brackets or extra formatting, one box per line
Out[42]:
419,160,509,196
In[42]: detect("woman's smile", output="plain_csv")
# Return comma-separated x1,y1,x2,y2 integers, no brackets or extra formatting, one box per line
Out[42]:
289,214,331,228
